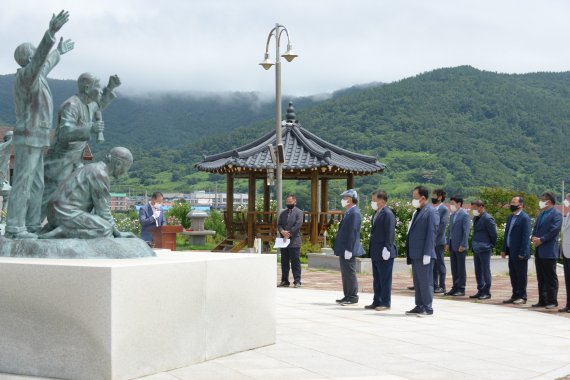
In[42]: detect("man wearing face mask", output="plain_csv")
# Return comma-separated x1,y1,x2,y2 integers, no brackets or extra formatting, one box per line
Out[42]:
431,189,449,294
531,192,562,309
277,195,304,288
333,189,364,305
445,196,470,297
469,199,497,300
560,192,570,313
405,186,438,316
366,190,397,311
501,196,531,305
139,191,167,246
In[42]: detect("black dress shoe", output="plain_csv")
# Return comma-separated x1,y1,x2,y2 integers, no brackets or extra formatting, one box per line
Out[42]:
364,303,379,310
405,306,423,315
444,290,456,296
341,297,359,306
434,287,445,294
277,281,290,287
418,309,434,316
449,291,465,296
531,303,546,308
545,304,558,310
336,297,347,304
407,286,415,290
469,293,482,299
502,298,515,304
293,282,301,288
559,307,570,313
478,294,491,300
512,298,526,305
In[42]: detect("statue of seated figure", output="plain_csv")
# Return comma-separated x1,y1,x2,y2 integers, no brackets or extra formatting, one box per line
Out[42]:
40,147,136,239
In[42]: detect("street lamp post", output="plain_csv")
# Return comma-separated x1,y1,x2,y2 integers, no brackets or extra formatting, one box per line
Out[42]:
259,23,298,214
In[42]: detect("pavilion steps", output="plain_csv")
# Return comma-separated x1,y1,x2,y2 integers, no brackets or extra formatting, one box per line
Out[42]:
211,238,248,253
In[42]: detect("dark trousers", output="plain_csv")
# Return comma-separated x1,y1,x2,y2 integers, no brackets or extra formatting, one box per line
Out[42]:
449,249,466,291
508,258,528,300
339,256,358,299
433,244,446,289
535,257,558,305
280,247,301,284
473,250,492,295
372,258,394,307
411,258,434,311
563,256,570,308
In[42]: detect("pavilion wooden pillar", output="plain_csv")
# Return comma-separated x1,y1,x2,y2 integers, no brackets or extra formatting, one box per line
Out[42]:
263,180,270,222
320,179,329,213
310,171,319,245
247,173,256,248
226,173,234,238
347,173,354,190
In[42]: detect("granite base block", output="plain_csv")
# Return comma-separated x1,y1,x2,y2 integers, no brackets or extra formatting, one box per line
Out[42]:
0,251,276,380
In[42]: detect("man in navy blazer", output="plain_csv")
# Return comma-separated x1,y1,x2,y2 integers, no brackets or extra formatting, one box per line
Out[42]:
445,196,471,296
431,189,449,294
531,192,562,309
333,189,365,306
366,190,397,311
405,186,438,316
501,196,531,305
469,199,497,300
139,191,167,245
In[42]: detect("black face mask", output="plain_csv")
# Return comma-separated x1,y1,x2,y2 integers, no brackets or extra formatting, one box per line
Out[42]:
431,198,439,204
286,204,295,210
510,205,519,212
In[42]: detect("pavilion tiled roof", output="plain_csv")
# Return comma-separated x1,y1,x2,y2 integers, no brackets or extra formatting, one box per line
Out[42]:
196,102,385,175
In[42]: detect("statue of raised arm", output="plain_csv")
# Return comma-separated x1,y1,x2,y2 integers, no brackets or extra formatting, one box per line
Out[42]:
0,131,13,224
6,10,73,240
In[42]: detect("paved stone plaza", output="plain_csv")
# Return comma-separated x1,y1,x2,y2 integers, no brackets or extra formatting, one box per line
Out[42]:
1,271,568,380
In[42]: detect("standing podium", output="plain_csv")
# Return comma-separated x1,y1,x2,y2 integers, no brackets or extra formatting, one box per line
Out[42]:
152,225,183,251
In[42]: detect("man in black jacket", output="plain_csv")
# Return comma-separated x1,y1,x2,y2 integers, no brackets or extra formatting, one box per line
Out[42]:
470,199,497,300
277,195,304,288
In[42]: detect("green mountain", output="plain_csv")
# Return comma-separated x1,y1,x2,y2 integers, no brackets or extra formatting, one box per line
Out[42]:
2,66,569,201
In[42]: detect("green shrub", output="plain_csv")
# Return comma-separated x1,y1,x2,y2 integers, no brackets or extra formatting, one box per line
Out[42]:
166,199,191,229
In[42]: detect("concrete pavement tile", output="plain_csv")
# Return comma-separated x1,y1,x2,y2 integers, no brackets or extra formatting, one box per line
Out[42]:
136,374,180,380
168,362,254,380
237,367,322,380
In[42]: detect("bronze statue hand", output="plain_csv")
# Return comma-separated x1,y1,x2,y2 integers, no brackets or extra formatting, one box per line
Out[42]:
108,75,121,89
49,10,70,34
57,37,75,55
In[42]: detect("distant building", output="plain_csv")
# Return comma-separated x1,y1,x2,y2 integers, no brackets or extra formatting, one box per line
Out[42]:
188,190,248,210
110,193,128,211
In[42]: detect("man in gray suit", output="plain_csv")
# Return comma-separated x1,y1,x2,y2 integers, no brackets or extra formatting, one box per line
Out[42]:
333,189,365,305
277,195,304,288
406,186,438,316
445,196,470,296
431,189,449,294
560,192,570,313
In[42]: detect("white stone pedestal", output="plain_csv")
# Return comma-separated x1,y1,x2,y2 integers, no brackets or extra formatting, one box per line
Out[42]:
0,251,276,380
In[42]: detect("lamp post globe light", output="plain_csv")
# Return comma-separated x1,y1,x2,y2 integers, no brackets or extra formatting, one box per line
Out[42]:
259,23,298,215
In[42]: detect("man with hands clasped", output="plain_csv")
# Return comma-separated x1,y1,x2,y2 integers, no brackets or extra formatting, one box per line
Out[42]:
366,191,397,311
139,191,166,246
405,186,438,316
445,196,471,297
333,189,364,306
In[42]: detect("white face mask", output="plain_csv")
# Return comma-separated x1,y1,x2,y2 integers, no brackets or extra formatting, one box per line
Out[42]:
472,209,480,217
371,201,378,211
450,205,457,212
154,203,162,210
341,199,349,208
411,199,421,208
538,201,547,209
564,199,570,207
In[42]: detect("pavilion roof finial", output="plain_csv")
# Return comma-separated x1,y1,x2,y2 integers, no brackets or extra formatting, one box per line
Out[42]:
285,101,297,124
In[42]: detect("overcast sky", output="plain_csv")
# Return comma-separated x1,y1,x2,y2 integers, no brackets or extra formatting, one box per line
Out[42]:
1,0,569,96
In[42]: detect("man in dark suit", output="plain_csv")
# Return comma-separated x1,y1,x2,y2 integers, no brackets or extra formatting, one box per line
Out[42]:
431,189,449,294
469,199,497,300
333,189,365,305
277,194,304,288
445,196,470,296
139,191,166,245
366,190,397,311
531,192,562,309
406,186,438,316
501,196,532,305
560,192,570,313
